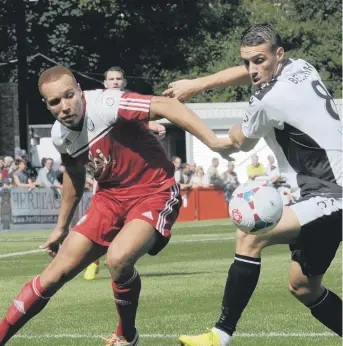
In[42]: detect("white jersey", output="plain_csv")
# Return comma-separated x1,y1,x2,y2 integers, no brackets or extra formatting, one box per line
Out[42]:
242,58,342,198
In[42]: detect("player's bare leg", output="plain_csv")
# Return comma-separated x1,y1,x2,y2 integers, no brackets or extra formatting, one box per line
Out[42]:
103,219,158,345
289,261,342,336
0,231,106,345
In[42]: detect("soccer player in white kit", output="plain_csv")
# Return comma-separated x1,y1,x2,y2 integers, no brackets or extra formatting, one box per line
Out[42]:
165,23,342,346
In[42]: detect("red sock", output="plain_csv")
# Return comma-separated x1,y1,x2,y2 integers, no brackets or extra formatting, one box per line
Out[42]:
0,276,52,345
112,269,141,342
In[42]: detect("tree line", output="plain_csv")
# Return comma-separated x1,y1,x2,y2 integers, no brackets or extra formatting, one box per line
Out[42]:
0,0,341,123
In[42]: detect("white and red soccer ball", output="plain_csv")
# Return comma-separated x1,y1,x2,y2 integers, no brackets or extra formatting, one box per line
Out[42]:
229,183,283,235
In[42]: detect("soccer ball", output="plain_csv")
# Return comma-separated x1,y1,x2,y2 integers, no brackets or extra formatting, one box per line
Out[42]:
229,183,283,235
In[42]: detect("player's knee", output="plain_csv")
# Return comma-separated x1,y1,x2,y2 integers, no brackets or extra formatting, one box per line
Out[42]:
235,229,267,256
288,281,317,304
106,252,129,277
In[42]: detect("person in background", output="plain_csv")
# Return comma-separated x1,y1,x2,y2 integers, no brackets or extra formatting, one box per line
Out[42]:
104,66,166,138
189,163,197,175
36,158,62,189
222,162,239,202
41,157,47,168
180,163,193,185
12,159,36,190
3,156,16,179
172,156,183,182
266,155,282,183
207,157,224,187
190,166,209,187
246,154,266,181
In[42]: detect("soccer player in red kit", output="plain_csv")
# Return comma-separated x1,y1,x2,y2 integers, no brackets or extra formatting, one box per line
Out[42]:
83,65,166,281
0,66,232,346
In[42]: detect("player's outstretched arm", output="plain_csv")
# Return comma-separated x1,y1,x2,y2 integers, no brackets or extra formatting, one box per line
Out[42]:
149,96,236,157
40,163,85,256
229,124,259,152
162,65,250,101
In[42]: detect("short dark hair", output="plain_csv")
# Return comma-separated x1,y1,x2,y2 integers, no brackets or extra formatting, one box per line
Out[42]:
38,66,76,94
241,23,282,51
104,66,126,80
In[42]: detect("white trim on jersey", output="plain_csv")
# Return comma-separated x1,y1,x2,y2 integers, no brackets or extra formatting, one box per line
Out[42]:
119,106,150,112
119,98,150,113
156,184,180,235
70,123,115,158
121,98,151,104
119,101,150,109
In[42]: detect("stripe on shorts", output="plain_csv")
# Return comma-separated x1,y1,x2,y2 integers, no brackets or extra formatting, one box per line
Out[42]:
156,184,180,235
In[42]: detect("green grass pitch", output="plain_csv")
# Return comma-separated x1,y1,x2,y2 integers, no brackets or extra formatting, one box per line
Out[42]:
0,219,341,346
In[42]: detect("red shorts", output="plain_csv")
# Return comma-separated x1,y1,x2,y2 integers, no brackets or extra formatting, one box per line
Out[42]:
72,184,181,255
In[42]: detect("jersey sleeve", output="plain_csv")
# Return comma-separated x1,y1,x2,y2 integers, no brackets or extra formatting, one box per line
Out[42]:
118,92,152,121
242,98,278,139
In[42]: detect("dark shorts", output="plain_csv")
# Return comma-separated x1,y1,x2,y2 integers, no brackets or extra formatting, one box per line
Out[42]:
289,196,342,277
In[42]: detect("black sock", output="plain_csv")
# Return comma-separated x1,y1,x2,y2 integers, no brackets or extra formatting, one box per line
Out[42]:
215,254,261,335
307,288,342,336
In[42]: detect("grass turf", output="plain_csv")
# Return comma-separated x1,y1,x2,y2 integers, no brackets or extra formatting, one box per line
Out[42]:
0,219,341,346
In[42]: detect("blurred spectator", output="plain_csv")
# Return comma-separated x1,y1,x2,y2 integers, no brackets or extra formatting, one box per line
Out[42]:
55,164,65,185
0,171,8,192
265,155,294,205
190,166,209,187
0,158,7,180
4,156,16,178
172,156,182,183
266,155,282,183
222,162,240,202
12,159,35,190
36,158,62,189
207,157,224,187
247,154,266,181
22,157,37,180
41,157,47,168
180,163,193,184
189,163,197,175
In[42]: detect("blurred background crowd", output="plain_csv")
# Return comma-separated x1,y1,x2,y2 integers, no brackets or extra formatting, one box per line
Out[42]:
172,153,295,205
1,150,295,205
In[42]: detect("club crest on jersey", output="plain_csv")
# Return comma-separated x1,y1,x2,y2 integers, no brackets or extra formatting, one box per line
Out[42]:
106,97,115,107
87,149,114,173
87,118,95,132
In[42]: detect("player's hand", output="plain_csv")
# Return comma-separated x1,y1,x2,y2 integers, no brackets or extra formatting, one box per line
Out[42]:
39,227,68,258
210,137,238,161
162,79,203,101
156,124,166,139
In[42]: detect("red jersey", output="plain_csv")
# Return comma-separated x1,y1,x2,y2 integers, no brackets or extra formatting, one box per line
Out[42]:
51,89,175,198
